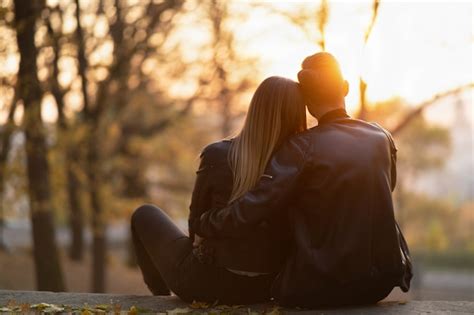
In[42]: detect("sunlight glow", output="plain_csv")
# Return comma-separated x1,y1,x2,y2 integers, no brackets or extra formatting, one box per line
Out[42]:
236,1,472,114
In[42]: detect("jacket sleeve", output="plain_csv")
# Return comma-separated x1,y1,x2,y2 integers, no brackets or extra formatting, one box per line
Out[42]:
381,127,398,191
389,135,397,192
188,151,213,241
192,136,310,239
371,122,398,191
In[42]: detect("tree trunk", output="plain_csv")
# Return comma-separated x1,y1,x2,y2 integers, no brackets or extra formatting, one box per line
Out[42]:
66,146,84,261
47,12,86,261
357,78,368,120
0,93,17,251
87,124,106,293
72,0,106,290
13,0,65,291
121,143,145,268
0,174,7,251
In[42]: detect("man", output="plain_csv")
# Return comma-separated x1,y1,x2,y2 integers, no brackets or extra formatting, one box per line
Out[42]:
192,52,412,307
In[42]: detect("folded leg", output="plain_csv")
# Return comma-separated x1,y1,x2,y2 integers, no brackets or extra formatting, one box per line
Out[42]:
131,204,191,295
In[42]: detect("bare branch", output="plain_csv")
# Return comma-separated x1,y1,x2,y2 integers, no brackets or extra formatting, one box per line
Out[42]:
390,83,474,136
93,0,183,119
0,86,17,160
74,0,90,118
126,89,200,138
317,0,329,51
45,6,67,129
364,0,380,44
358,0,381,120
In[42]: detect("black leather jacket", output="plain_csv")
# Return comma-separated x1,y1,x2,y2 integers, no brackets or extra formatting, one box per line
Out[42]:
188,140,290,273
192,109,413,307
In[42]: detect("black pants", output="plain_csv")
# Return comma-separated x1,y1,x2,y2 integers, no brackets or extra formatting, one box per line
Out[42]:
131,204,275,304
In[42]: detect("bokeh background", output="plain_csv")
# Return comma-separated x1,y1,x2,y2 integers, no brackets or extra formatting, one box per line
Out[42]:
0,0,472,301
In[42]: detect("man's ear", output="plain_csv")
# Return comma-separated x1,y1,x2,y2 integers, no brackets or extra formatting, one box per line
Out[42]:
342,80,349,97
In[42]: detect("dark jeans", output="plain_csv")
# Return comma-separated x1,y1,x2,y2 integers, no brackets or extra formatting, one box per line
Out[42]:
131,204,275,304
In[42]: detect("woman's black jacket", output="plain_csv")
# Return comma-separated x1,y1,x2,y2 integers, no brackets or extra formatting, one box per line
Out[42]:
188,140,290,273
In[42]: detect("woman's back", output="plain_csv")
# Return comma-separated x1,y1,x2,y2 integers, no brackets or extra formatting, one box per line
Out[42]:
188,140,290,273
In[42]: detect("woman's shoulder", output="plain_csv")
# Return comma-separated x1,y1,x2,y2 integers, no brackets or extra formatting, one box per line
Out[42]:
200,139,232,165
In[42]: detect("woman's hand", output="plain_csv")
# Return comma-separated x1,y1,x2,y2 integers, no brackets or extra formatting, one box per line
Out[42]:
193,234,204,247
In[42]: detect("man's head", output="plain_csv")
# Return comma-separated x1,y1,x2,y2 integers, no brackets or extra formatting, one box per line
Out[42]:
297,52,349,119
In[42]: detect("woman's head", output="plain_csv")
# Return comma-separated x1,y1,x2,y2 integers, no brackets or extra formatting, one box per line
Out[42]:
229,76,307,203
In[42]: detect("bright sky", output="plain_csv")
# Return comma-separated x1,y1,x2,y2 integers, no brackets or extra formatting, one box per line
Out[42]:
237,1,473,114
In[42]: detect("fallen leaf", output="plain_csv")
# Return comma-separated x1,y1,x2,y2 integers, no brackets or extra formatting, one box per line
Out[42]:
247,308,260,315
190,300,210,309
43,305,65,313
114,303,122,314
264,306,282,315
166,307,193,314
31,303,57,310
96,304,112,311
214,304,233,310
128,305,138,315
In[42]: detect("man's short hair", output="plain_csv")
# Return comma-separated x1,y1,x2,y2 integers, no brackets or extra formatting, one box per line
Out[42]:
297,52,345,105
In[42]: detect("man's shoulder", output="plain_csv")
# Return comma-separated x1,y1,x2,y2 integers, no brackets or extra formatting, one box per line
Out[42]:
329,118,397,152
315,117,393,136
365,121,397,151
305,118,396,151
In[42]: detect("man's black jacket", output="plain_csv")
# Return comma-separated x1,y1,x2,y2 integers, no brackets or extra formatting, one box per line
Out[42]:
192,109,413,307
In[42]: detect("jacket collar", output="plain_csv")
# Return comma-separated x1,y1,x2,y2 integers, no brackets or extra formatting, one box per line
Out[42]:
318,108,350,125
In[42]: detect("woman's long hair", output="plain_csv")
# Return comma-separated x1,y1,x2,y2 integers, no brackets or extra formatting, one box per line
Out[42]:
228,76,307,203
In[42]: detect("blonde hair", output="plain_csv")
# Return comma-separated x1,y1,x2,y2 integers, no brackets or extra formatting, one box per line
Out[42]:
228,76,307,203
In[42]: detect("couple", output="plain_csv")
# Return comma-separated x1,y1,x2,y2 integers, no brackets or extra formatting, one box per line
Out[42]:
130,52,413,308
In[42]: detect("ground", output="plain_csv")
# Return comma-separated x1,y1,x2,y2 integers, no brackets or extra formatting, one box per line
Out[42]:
1,250,473,313
0,250,149,295
1,290,474,314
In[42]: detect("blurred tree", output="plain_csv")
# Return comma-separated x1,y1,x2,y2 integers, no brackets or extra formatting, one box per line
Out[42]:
267,0,329,52
13,0,65,291
367,98,452,245
390,83,474,136
399,191,452,251
44,3,86,261
455,202,474,250
357,0,380,120
0,0,18,252
72,0,105,290
71,0,186,292
316,0,329,51
0,87,16,251
204,0,258,137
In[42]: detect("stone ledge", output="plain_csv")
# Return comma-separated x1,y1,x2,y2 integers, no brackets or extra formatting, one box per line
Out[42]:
1,290,473,314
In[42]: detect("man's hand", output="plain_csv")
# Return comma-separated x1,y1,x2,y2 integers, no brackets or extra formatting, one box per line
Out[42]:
193,234,204,247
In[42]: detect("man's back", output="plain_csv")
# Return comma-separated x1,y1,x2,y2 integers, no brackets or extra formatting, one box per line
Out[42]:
271,110,412,306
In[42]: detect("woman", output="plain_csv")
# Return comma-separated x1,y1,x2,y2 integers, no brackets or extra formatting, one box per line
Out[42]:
131,76,307,304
